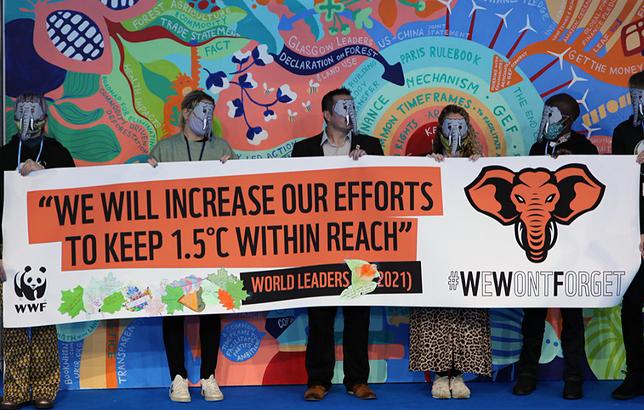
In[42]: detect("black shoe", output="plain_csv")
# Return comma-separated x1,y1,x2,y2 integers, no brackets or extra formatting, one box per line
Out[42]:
32,399,54,409
612,373,644,400
563,380,583,400
512,375,537,395
0,400,21,410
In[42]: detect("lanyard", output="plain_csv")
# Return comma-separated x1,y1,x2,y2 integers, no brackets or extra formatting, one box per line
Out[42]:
184,135,206,162
16,137,44,171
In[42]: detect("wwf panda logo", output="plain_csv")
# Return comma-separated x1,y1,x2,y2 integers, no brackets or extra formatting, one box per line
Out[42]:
14,266,47,301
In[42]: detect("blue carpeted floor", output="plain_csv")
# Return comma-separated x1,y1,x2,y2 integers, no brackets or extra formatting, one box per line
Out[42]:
15,382,644,409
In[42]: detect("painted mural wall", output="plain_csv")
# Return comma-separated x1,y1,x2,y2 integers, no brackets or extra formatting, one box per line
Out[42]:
4,0,643,388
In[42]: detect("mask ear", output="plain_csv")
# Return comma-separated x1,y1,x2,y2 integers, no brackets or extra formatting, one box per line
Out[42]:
552,164,605,224
465,166,519,225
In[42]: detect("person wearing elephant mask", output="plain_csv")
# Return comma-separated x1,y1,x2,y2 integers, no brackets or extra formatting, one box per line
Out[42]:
409,105,489,401
513,93,598,401
0,92,75,410
530,93,598,157
611,70,644,400
148,89,235,403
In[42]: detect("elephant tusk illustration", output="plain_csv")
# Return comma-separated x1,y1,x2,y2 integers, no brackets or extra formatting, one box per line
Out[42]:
546,220,558,250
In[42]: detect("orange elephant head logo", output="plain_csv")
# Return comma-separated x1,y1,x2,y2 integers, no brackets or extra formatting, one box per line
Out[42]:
465,164,605,263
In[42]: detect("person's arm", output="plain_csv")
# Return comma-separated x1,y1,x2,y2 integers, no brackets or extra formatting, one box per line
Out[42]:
372,138,384,156
611,125,626,155
59,146,76,168
585,141,599,155
291,141,303,158
640,170,644,232
148,141,163,166
529,142,540,156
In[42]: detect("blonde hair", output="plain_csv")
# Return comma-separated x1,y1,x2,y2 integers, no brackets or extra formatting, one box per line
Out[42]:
433,105,481,157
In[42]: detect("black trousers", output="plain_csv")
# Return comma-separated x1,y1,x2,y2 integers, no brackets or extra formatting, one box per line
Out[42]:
305,306,370,390
162,314,221,380
622,263,644,375
517,308,585,381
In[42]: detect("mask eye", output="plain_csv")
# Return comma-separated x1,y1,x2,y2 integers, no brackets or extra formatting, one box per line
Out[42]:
27,277,32,283
515,195,525,203
546,194,555,203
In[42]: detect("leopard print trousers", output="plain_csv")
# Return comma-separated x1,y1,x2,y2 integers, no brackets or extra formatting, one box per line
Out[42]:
409,307,492,376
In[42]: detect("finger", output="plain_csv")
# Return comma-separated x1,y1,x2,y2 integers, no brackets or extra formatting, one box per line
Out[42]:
220,154,231,163
148,158,158,168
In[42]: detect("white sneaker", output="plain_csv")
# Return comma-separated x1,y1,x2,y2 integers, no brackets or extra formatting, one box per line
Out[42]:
169,375,191,402
201,375,224,401
450,375,471,399
431,375,451,399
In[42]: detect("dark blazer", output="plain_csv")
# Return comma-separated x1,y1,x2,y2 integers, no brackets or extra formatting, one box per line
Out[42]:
291,132,384,157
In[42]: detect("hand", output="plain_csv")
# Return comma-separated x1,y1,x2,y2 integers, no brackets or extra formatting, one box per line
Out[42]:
19,159,44,176
639,234,644,259
637,152,644,164
428,153,444,162
148,157,158,168
220,154,231,164
0,259,6,283
349,144,366,161
469,154,481,162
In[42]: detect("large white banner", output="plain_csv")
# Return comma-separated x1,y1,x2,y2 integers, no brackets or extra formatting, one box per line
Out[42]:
3,155,640,327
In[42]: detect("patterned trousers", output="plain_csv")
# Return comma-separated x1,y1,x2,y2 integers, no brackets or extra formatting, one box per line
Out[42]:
1,283,60,403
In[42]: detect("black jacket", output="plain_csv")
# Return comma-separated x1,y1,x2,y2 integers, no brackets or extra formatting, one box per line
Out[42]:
529,131,598,156
1,135,75,246
611,116,644,234
291,132,384,157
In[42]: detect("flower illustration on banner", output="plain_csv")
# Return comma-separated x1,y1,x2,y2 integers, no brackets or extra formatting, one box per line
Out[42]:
340,259,381,299
212,43,298,146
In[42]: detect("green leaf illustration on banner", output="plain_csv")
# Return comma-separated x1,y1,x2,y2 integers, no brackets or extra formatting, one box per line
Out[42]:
61,71,100,99
585,307,627,379
48,115,121,162
162,285,185,314
341,259,380,299
55,102,104,125
59,286,86,318
201,280,219,306
207,268,230,288
100,292,126,314
225,278,249,309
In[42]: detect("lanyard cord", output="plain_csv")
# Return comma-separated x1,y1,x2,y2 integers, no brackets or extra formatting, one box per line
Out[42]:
16,137,44,171
184,135,206,162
